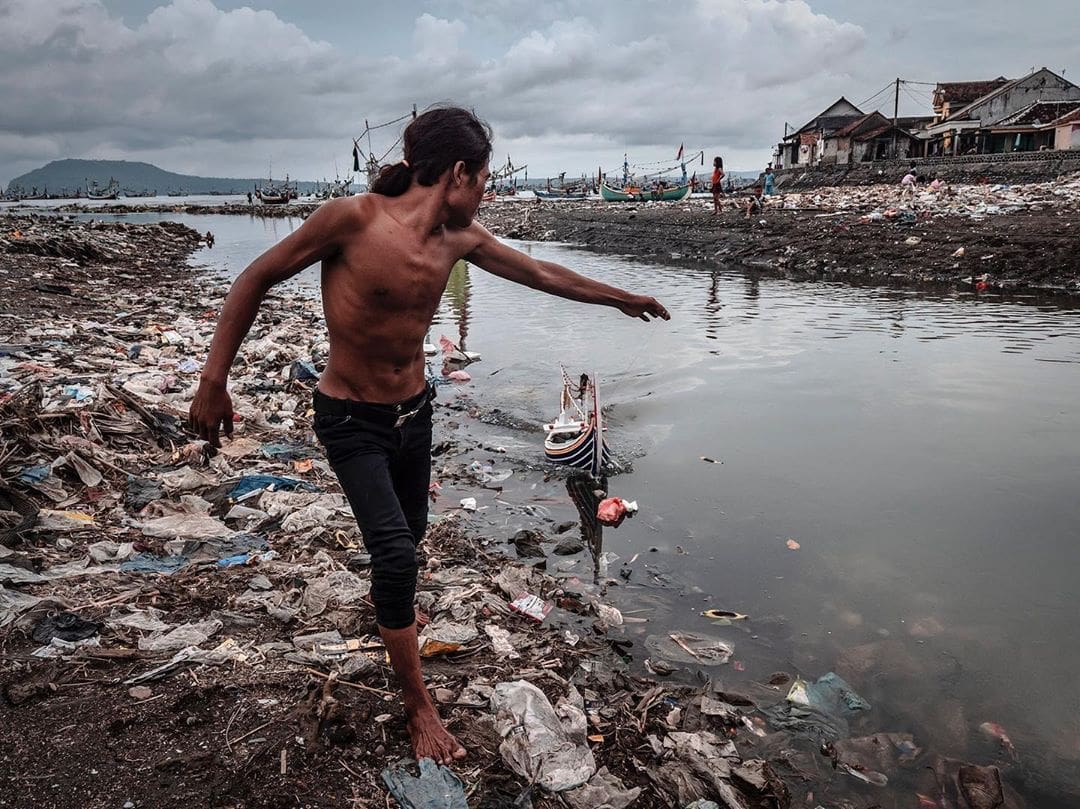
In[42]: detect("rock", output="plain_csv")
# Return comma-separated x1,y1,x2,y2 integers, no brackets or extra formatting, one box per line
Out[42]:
553,536,585,555
837,609,864,629
511,529,546,559
340,654,377,679
128,686,153,700
927,698,969,755
908,615,946,638
835,639,922,683
958,764,1005,809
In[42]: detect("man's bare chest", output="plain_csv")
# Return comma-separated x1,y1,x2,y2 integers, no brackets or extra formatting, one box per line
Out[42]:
331,235,456,314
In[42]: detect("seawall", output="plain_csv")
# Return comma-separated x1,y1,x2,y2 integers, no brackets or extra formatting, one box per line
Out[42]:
773,150,1080,189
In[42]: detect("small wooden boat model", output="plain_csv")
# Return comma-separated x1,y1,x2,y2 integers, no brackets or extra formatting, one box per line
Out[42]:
543,370,610,477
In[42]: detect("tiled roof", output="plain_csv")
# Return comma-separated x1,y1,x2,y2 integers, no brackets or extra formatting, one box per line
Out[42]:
817,114,866,134
832,113,876,138
934,78,1010,106
852,124,895,141
1054,106,1080,126
995,100,1080,127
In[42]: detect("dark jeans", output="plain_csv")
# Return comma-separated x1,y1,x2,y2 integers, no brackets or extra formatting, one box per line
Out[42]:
312,384,435,629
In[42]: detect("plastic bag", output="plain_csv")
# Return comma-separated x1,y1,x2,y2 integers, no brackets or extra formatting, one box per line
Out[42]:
490,680,596,792
381,758,467,809
597,497,638,527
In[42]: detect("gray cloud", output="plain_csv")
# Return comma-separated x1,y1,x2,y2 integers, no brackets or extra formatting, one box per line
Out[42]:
6,0,1071,184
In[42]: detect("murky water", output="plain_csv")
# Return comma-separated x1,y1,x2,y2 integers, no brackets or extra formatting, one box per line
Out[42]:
53,211,1080,802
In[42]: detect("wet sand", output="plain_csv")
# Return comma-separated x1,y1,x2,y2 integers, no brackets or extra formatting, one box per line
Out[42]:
477,194,1080,298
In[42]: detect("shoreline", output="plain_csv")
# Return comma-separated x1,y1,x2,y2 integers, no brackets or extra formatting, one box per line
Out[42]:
11,173,1080,300
0,214,1051,807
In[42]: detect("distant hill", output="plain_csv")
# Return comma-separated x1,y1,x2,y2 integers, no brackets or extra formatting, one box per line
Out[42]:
5,159,330,196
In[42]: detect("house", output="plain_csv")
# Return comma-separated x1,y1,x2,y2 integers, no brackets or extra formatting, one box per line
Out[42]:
777,97,863,168
1053,107,1080,150
924,68,1080,155
985,100,1080,152
823,111,924,164
932,78,1010,121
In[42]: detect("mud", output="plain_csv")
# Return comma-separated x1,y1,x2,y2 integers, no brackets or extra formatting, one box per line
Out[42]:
477,189,1080,298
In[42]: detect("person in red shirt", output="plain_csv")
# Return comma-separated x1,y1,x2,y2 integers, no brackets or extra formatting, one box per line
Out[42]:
711,156,725,215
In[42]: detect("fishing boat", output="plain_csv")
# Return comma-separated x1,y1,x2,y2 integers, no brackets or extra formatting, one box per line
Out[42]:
255,171,298,205
543,371,610,477
535,172,589,200
600,181,691,202
325,176,352,198
255,187,290,205
85,178,120,200
534,187,588,200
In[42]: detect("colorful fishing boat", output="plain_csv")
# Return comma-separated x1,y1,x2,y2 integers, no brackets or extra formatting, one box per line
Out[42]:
543,371,610,477
600,181,691,202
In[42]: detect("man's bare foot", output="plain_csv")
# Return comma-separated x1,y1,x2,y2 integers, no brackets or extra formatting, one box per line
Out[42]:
407,706,466,765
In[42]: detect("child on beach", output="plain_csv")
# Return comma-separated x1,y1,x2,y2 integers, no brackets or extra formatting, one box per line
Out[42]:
711,157,724,215
744,186,765,218
900,169,917,199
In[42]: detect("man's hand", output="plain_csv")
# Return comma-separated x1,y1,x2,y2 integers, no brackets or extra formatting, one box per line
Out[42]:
189,381,234,448
618,294,670,321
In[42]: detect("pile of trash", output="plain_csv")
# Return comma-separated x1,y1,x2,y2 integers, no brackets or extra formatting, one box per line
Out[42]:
775,174,1080,220
0,214,1035,808
0,214,204,321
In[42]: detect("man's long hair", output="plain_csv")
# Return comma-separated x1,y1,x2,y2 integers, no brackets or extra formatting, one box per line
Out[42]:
370,106,493,197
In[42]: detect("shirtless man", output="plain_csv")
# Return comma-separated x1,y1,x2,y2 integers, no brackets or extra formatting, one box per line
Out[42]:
189,107,669,765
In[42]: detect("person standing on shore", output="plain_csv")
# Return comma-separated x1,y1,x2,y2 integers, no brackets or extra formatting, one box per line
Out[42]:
900,168,917,199
711,156,725,215
188,106,670,766
763,165,776,196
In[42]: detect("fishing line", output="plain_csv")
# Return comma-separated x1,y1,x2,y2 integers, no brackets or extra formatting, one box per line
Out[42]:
611,317,662,390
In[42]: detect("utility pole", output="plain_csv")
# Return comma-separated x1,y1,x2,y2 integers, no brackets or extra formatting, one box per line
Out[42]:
893,78,901,160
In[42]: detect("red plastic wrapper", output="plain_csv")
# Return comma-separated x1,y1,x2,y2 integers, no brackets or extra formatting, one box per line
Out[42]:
597,497,627,526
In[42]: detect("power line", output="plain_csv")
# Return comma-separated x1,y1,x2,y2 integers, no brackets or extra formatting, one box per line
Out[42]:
858,81,896,109
901,85,930,111
902,83,935,102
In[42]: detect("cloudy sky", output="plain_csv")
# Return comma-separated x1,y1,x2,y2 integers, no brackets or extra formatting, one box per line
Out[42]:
2,0,1078,185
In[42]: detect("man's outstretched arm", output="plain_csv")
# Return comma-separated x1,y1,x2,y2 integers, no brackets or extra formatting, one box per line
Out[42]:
465,224,670,321
191,198,359,445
